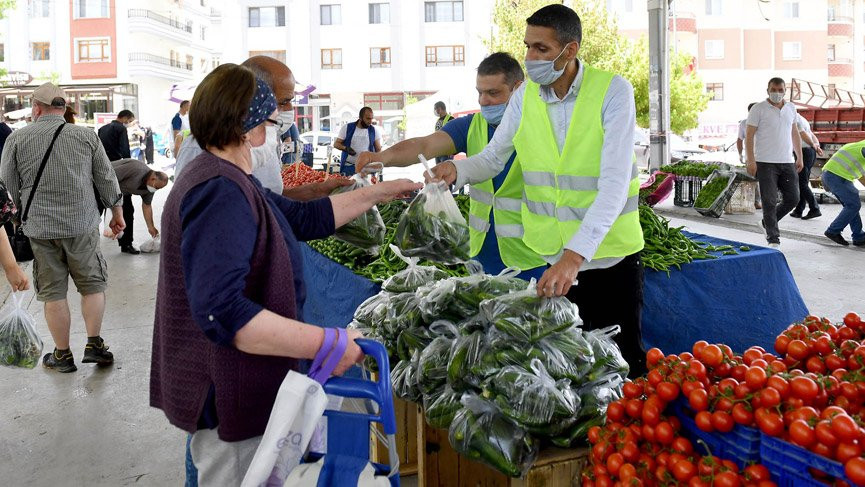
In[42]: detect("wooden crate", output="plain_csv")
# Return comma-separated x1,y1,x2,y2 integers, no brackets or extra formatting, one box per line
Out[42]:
416,408,588,486
370,396,419,476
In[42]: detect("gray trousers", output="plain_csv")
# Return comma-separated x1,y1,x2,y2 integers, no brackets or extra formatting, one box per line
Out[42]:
189,428,261,486
756,162,799,243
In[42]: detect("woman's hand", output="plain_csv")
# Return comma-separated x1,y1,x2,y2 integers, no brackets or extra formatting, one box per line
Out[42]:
371,179,423,203
333,328,365,376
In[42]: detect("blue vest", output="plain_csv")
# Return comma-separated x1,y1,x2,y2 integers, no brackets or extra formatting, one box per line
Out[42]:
339,123,375,175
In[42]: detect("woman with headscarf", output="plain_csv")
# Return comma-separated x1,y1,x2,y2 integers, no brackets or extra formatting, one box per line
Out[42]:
150,63,421,484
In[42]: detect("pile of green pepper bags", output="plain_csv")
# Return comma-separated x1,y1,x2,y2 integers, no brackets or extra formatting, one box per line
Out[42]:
350,253,629,478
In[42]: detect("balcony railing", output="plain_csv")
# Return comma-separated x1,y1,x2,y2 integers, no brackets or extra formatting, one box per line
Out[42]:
129,53,192,71
128,9,192,33
829,57,853,64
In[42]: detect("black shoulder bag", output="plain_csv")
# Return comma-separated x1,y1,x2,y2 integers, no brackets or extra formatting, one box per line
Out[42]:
11,123,65,262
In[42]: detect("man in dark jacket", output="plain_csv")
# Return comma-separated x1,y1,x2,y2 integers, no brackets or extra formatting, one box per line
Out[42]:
97,110,134,162
111,158,168,254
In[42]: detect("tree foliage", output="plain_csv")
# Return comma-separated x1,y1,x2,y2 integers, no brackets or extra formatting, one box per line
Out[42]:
485,0,709,134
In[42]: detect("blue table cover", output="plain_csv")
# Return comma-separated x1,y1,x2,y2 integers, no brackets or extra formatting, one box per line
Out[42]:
302,233,810,358
641,232,808,355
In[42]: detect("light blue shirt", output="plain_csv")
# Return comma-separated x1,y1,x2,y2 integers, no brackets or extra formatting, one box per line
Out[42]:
454,61,636,269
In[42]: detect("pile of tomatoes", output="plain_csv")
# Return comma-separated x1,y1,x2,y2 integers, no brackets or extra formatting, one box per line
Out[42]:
583,375,776,486
583,312,865,486
281,163,349,188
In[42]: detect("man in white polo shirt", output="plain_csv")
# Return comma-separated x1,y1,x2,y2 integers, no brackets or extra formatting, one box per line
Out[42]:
745,77,803,248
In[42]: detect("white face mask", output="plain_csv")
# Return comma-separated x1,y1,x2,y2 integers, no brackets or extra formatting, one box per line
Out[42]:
525,44,572,86
146,185,157,193
768,92,785,104
249,125,281,170
276,110,295,136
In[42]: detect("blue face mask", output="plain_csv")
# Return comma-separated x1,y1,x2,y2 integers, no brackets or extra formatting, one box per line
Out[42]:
480,103,507,125
525,44,572,86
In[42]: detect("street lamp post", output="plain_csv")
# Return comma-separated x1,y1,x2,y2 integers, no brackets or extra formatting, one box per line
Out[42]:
647,0,671,172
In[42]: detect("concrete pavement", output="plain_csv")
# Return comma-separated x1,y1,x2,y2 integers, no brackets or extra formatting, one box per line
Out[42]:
0,166,862,486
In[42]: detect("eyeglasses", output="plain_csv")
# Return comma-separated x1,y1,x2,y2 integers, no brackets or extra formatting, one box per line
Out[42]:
266,118,284,130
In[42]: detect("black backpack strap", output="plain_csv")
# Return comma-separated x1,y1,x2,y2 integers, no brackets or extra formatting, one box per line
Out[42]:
21,122,65,223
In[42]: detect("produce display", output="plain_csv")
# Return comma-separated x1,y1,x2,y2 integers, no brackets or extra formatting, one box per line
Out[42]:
639,205,747,274
330,174,386,254
281,162,349,188
639,172,673,207
0,294,42,369
395,181,471,265
693,175,731,209
352,268,629,477
584,312,865,486
660,161,719,179
307,200,469,283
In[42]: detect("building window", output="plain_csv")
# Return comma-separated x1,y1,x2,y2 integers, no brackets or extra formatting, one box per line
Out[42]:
424,1,463,22
73,0,109,19
706,83,724,101
828,44,836,61
0,43,4,62
607,0,634,12
200,26,206,41
370,47,391,68
29,0,50,17
782,41,802,60
186,55,194,69
321,4,341,25
32,42,50,61
783,1,799,18
249,50,287,63
425,45,465,66
704,40,724,59
321,48,342,69
248,6,285,27
705,0,723,15
364,92,404,111
75,38,110,63
369,3,389,24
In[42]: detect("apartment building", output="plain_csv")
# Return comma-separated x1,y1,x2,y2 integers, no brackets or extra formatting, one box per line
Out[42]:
223,0,494,141
611,0,865,143
0,0,224,133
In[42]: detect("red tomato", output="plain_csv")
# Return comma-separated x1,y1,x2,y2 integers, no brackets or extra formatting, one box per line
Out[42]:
787,339,811,360
743,348,764,365
827,354,847,371
626,398,644,419
641,404,661,427
689,389,709,412
671,459,697,482
699,344,724,368
815,420,839,447
695,411,714,432
790,376,820,401
619,463,638,481
657,382,680,402
806,356,827,374
743,464,771,482
814,335,835,355
844,312,862,329
712,411,735,433
647,347,665,366
759,387,782,408
766,376,790,398
831,414,861,443
745,366,768,390
757,411,785,437
607,401,625,422
845,457,865,486
655,422,675,445
647,369,665,387
682,380,703,397
672,436,694,455
621,441,640,462
789,419,817,448
731,364,748,382
836,442,863,463
731,403,754,426
606,452,624,476
623,381,644,399
688,359,708,379
775,335,791,355
692,340,710,357
712,470,742,487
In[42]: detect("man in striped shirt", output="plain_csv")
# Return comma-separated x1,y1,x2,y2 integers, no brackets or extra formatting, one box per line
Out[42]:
0,83,125,373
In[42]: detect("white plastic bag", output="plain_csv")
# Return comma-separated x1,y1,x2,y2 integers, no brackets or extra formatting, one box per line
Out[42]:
283,458,390,487
331,173,386,254
0,292,41,369
140,235,161,253
101,212,123,240
394,181,470,264
240,371,328,487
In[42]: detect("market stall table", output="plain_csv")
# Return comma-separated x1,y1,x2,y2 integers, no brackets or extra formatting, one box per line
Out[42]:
641,232,808,354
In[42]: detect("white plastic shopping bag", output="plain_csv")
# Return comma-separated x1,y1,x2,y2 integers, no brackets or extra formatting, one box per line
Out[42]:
101,212,123,240
140,235,161,253
283,458,390,487
240,371,328,487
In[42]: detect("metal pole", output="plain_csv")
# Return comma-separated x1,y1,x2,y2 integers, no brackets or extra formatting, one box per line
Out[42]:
647,0,671,172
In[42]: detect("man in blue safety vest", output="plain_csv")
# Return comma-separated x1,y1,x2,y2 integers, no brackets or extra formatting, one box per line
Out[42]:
335,107,381,176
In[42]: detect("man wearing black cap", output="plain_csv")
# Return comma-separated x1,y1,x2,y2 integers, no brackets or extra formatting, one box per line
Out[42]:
0,82,125,373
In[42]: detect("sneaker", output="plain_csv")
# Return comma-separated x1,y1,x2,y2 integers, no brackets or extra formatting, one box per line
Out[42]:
802,210,822,220
853,240,865,247
120,245,140,255
824,231,850,246
789,211,803,218
43,349,77,373
82,337,114,365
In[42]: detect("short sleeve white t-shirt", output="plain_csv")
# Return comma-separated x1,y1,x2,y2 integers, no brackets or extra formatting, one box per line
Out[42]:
337,123,381,164
746,100,797,164
737,120,747,141
796,114,814,148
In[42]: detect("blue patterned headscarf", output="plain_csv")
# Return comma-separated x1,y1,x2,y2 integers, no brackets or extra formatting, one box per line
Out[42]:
242,77,277,133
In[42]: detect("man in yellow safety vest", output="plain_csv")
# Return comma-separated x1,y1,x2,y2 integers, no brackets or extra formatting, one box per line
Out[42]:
821,140,865,247
430,4,646,376
357,52,546,281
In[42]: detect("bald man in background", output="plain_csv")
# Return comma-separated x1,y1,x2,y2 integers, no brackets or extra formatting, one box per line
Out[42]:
174,56,349,200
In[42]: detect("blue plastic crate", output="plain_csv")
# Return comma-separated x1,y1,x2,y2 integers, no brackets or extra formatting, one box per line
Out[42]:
760,433,853,487
670,398,761,469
